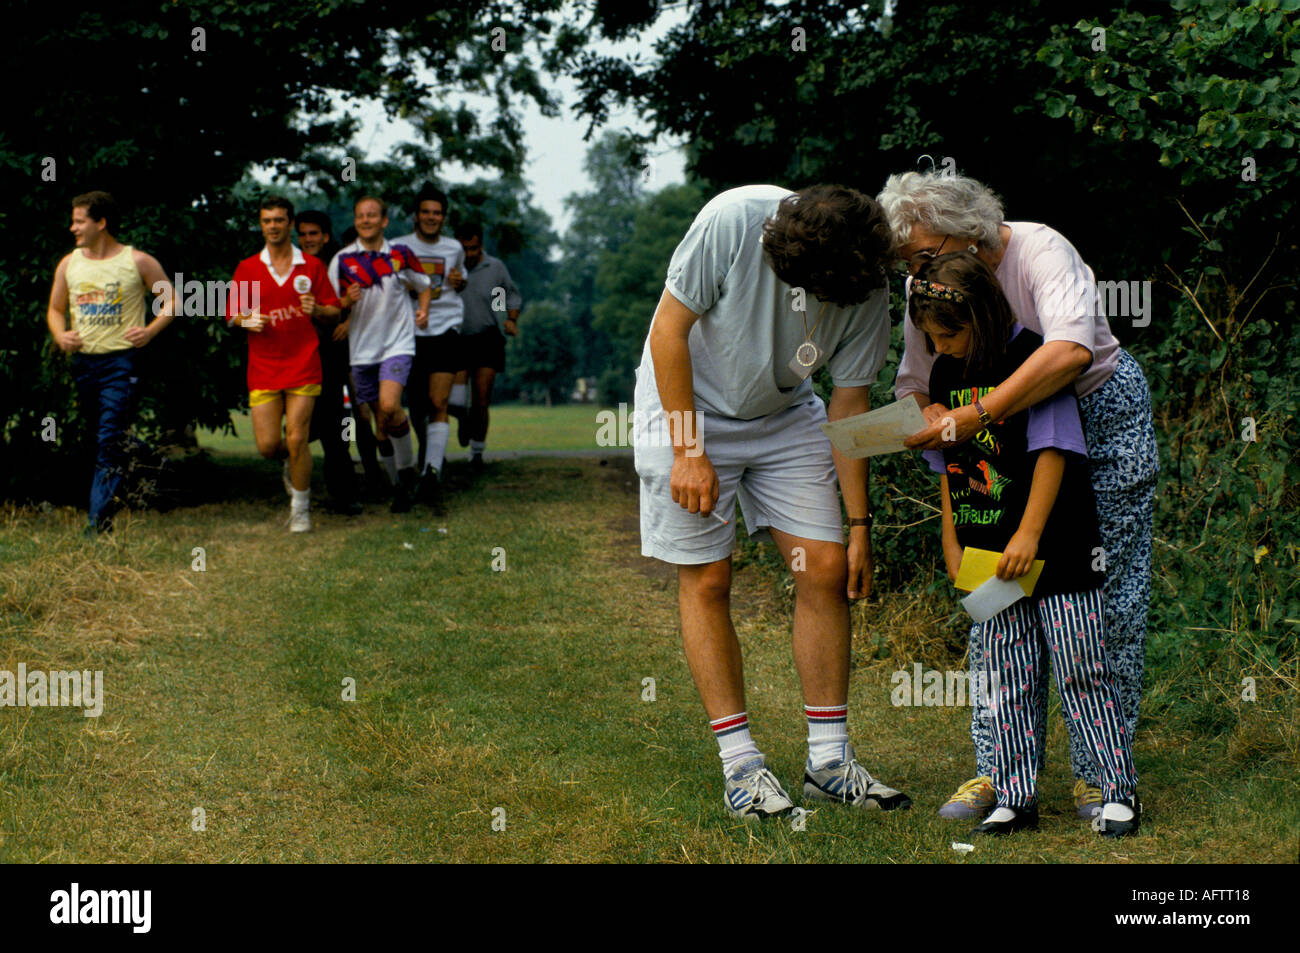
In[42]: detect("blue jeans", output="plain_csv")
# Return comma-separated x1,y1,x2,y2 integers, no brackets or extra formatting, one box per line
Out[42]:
72,350,139,527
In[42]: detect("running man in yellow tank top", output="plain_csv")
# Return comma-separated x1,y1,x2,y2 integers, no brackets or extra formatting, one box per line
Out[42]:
45,191,179,534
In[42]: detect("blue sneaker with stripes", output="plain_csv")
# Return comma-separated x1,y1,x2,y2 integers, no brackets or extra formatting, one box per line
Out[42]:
803,744,912,811
724,756,794,819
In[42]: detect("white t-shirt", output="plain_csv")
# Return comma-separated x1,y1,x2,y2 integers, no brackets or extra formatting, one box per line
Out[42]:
327,239,430,366
894,222,1121,401
639,185,891,421
394,231,465,337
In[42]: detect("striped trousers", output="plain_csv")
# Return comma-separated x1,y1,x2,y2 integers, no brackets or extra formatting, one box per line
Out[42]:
974,589,1138,808
972,351,1157,784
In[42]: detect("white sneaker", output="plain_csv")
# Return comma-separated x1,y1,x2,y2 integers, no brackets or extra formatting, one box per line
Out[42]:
724,756,794,819
287,509,311,533
803,743,912,810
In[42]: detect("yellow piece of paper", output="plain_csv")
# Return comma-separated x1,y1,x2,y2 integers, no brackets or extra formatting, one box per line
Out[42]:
954,547,1045,596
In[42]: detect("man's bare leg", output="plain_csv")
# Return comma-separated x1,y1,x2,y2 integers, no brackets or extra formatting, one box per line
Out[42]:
283,394,316,492
468,365,496,466
679,555,793,815
767,528,850,708
352,387,384,487
251,396,286,461
376,379,418,513
423,370,454,476
677,558,745,719
450,367,470,447
766,527,911,807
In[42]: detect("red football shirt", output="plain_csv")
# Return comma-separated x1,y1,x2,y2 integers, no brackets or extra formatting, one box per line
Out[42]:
227,249,341,391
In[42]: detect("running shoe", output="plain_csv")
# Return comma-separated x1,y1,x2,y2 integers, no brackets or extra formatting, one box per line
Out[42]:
938,776,996,819
287,509,311,533
418,467,445,515
1097,796,1141,838
1073,779,1104,820
803,744,912,810
391,467,418,514
724,756,794,819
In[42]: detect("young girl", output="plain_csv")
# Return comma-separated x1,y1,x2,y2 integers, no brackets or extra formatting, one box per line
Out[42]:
911,251,1140,838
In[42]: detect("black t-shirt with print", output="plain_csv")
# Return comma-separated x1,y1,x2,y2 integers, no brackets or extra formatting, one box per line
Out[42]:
928,327,1104,598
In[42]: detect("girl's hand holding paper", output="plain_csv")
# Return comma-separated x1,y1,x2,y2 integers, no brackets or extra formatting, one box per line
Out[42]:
996,529,1040,580
954,547,1044,596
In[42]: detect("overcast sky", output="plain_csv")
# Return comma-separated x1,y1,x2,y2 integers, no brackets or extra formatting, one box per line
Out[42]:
353,7,689,235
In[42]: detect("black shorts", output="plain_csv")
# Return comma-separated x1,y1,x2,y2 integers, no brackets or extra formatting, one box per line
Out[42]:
462,328,506,373
413,330,464,376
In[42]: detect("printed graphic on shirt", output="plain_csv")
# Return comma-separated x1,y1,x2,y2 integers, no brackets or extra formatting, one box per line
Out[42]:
949,385,1003,456
954,503,1004,526
74,282,124,327
334,246,424,291
942,385,1022,534
948,460,1012,509
420,256,446,299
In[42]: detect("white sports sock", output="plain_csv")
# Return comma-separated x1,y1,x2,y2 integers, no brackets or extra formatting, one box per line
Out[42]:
470,439,485,455
424,422,450,474
291,488,310,513
392,429,415,471
378,441,398,484
806,703,849,769
449,384,468,409
711,712,762,777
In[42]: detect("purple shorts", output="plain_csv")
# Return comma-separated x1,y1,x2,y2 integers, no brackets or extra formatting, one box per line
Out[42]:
351,354,412,405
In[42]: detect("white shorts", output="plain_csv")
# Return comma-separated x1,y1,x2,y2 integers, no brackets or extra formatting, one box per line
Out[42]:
634,371,844,565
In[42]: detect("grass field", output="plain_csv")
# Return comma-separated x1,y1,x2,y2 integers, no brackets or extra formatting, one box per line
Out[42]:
0,432,1296,862
201,404,610,457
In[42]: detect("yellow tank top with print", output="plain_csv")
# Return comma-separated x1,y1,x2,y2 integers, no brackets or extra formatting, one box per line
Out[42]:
66,246,147,354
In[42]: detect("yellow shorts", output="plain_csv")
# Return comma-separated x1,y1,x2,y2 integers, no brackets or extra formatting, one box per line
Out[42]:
249,384,321,408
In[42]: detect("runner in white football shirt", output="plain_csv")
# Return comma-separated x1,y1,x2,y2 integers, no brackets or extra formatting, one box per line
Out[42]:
327,195,431,513
394,184,467,511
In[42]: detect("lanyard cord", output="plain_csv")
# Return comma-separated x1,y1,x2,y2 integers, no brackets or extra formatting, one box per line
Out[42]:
801,301,829,341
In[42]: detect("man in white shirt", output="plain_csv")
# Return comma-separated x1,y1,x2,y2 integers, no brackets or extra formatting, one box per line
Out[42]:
395,184,468,511
327,195,431,513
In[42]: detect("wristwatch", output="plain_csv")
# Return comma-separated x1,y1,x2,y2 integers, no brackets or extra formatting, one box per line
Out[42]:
848,515,872,529
973,398,993,429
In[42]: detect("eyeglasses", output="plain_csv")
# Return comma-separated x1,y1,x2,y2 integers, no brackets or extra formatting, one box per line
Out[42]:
896,235,951,274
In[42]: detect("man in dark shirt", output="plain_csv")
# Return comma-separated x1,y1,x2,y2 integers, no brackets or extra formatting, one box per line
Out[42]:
455,221,521,471
298,210,362,512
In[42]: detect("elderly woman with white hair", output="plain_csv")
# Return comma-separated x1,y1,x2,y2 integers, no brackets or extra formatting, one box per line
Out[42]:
877,171,1158,826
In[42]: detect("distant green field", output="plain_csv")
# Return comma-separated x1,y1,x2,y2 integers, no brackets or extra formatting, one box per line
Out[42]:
202,403,613,457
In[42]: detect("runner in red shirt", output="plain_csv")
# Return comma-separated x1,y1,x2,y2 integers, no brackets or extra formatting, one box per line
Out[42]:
227,197,342,532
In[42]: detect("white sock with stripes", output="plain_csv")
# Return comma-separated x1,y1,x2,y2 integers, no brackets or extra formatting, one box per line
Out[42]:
806,703,849,769
711,712,761,777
